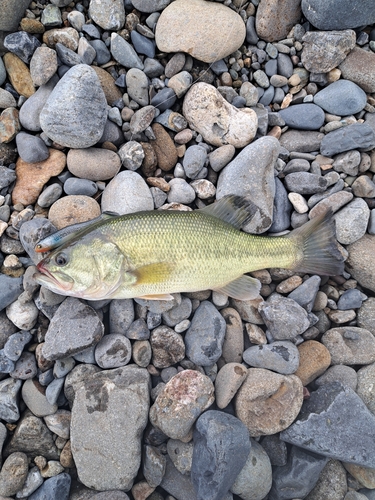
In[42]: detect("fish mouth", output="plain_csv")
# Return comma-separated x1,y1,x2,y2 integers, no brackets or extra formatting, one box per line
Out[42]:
35,261,74,292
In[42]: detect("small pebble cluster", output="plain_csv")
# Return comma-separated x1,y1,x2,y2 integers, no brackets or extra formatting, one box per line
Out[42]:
0,0,375,499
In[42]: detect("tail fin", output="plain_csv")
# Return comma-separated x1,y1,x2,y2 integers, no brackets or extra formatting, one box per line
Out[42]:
286,210,344,276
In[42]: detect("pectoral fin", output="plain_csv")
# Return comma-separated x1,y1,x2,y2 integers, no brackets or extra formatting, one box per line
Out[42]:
214,275,261,300
131,262,175,285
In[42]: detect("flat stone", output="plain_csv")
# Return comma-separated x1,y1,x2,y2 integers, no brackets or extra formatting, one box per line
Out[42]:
89,0,125,30
255,0,301,42
243,340,300,375
301,30,356,73
284,172,328,194
71,366,150,491
149,369,214,439
40,64,107,148
183,82,257,148
12,148,66,205
21,378,58,417
302,0,375,30
150,123,178,172
259,295,310,340
346,235,375,293
155,0,245,63
235,368,304,436
280,382,375,468
42,297,104,360
279,130,324,153
220,307,244,364
314,80,366,116
67,147,121,181
191,410,251,500
0,452,28,497
278,104,324,131
309,191,354,219
48,194,101,229
215,363,248,409
321,123,375,156
110,33,144,70
322,327,375,365
3,53,35,98
339,47,375,93
294,340,331,386
334,198,370,245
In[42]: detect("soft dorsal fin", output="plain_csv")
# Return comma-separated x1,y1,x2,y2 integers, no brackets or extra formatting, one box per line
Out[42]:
35,211,119,253
214,274,261,300
200,195,258,230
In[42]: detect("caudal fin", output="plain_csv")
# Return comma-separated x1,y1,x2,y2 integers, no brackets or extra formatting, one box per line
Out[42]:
286,210,344,276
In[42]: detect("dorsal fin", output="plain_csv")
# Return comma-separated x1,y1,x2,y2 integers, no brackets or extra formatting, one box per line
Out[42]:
200,195,258,230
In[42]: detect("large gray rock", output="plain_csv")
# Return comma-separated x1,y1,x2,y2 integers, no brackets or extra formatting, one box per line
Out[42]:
216,136,279,233
302,0,375,29
0,0,30,31
19,75,58,132
280,382,375,467
89,0,125,30
314,79,367,116
320,123,375,157
346,235,375,293
71,365,150,491
40,64,107,148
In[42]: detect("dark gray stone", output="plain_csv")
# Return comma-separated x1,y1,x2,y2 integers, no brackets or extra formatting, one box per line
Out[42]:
246,16,259,45
55,42,82,66
110,33,144,70
109,299,135,335
0,274,23,312
143,444,166,488
10,351,37,380
284,172,328,194
288,276,321,313
42,297,104,361
243,341,300,375
0,0,31,31
63,177,98,196
259,295,310,340
183,145,207,179
4,330,32,361
161,455,197,500
151,87,177,111
278,104,325,131
131,0,171,12
279,130,324,153
0,165,16,189
15,132,49,163
191,410,250,500
260,434,288,467
88,40,111,65
277,53,294,78
82,23,101,39
337,289,364,310
125,318,150,340
314,80,366,116
144,57,165,78
0,377,21,422
280,382,375,467
45,377,65,405
269,446,328,500
4,31,41,64
29,473,71,500
19,75,59,132
320,123,375,157
185,301,226,366
302,0,375,30
131,30,155,58
269,177,292,232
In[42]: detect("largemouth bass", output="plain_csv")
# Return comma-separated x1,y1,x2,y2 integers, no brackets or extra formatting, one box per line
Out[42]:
34,196,344,301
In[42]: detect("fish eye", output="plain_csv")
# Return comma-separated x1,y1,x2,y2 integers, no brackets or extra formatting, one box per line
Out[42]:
54,253,68,266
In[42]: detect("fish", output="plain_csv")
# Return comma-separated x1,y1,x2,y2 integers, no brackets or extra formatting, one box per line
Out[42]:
34,195,344,301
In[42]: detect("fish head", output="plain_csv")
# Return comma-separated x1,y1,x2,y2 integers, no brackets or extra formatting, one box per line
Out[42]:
34,238,127,300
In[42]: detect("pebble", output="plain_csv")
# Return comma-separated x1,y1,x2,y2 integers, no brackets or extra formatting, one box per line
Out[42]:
183,82,257,148
44,410,71,439
167,178,195,204
67,148,121,181
259,295,310,340
279,130,324,153
185,301,226,366
48,194,101,229
315,364,358,392
15,132,49,163
28,473,71,500
131,30,155,58
6,298,38,330
352,175,375,198
243,340,300,375
110,33,144,70
358,297,375,332
4,330,32,361
301,30,356,73
167,439,193,475
339,46,375,93
306,459,347,500
215,363,247,409
71,366,149,490
346,235,375,293
22,378,58,417
130,106,156,135
287,275,321,313
4,31,41,65
155,0,245,63
3,52,35,97
217,136,278,233
356,363,375,415
182,145,207,179
256,0,301,42
160,456,197,500
151,123,178,171
337,289,364,310
235,368,303,436
19,75,58,132
0,452,28,497
149,369,214,439
334,198,370,244
281,382,375,468
150,326,185,368
15,466,44,498
0,107,20,143
309,190,354,219
89,0,125,30
94,333,132,369
314,79,367,116
0,274,23,312
126,68,149,106
101,170,154,214
42,297,104,360
278,104,324,130
321,327,375,365
10,351,38,380
302,0,375,30
191,410,250,500
269,176,292,232
284,172,328,194
220,307,243,364
294,340,331,386
143,445,166,488
125,318,149,340
321,123,375,157
0,88,16,108
269,445,328,500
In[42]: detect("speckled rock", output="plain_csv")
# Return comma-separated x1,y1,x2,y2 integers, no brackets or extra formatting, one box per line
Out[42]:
150,326,185,368
256,0,301,42
149,370,214,439
339,47,375,93
48,195,101,229
0,452,28,497
294,340,331,386
302,0,375,30
235,368,304,436
183,83,257,148
259,295,310,340
67,148,121,181
346,235,375,293
215,363,247,409
89,0,125,30
334,198,370,245
305,459,347,500
3,53,35,98
321,327,375,365
243,341,300,375
155,0,246,63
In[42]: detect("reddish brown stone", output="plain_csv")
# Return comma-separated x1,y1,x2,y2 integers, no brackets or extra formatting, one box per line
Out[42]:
151,123,178,172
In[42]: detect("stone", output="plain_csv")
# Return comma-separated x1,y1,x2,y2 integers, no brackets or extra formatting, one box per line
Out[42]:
321,122,375,156
63,177,98,197
215,363,248,409
288,275,321,313
15,466,43,499
40,64,107,148
185,301,226,366
71,366,150,491
346,235,375,293
155,0,245,63
43,27,79,51
150,123,178,172
91,66,122,106
279,130,324,153
344,462,375,490
110,33,144,70
101,170,154,214
357,363,375,415
339,47,375,93
4,31,41,64
259,295,310,340
150,326,185,368
19,75,58,132
160,456,197,500
0,452,28,497
0,88,16,108
67,148,120,181
89,0,125,30
209,145,235,172
167,439,193,476
294,340,331,386
3,53,35,98
280,382,375,468
302,0,375,30
231,439,272,500
309,191,354,219
322,327,375,365
94,333,132,369
28,473,71,500
301,30,356,73
48,194,101,229
220,307,244,364
182,145,207,179
315,364,357,392
130,106,156,135
15,132,49,164
149,370,214,439
126,68,149,106
0,0,31,31
284,172,328,194
314,80,367,116
167,178,195,204
278,104,325,130
269,446,328,500
183,83,257,148
42,297,104,360
305,460,347,500
0,107,20,143
191,411,251,500
118,141,144,171
334,198,370,245
0,377,21,423
235,368,304,436
0,275,23,312
243,341,300,375
352,175,375,198
358,297,375,332
21,378,58,417
6,299,38,330
255,0,301,42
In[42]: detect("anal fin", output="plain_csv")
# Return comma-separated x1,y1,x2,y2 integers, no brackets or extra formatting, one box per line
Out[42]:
137,293,174,301
214,275,261,300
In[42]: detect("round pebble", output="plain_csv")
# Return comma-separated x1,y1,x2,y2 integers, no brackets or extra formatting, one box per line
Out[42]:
94,333,132,369
48,195,101,229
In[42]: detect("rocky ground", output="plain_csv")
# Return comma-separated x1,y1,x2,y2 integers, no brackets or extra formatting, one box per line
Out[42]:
1,0,375,499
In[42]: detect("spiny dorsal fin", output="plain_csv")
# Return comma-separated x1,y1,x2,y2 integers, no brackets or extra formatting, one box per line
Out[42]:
200,195,258,230
214,274,261,300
